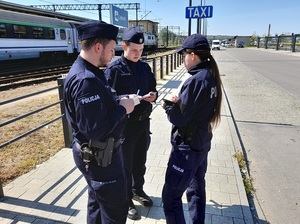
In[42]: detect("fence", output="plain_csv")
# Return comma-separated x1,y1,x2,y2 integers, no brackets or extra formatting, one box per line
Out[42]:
258,34,300,52
0,52,183,197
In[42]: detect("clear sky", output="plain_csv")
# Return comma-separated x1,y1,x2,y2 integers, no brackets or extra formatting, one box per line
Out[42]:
5,0,300,37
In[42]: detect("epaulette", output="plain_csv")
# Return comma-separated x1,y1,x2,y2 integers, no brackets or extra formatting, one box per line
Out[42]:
84,69,96,78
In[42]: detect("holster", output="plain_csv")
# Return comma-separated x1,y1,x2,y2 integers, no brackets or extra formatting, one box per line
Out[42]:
175,124,197,144
89,137,115,167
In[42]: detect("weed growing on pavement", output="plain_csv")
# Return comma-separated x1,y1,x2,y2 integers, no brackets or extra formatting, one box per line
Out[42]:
234,152,254,196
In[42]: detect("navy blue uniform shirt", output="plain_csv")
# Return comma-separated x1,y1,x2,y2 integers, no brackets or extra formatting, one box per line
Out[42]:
165,61,218,151
105,55,157,117
64,55,127,144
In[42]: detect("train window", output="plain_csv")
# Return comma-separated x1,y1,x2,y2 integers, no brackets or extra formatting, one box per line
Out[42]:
33,27,44,39
48,28,55,39
13,25,27,38
60,29,66,40
0,24,7,38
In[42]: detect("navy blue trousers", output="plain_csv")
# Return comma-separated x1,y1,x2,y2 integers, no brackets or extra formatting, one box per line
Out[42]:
73,144,128,224
162,147,208,224
122,118,151,199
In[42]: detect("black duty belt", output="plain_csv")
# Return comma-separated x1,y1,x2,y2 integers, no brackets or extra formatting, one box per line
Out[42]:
74,137,125,168
74,137,124,151
90,137,125,149
128,111,151,122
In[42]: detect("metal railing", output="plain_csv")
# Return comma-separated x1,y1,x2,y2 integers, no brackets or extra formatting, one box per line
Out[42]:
0,85,65,197
258,34,300,52
0,52,183,197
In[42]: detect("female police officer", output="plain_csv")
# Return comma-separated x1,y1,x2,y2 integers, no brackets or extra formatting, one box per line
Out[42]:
64,21,135,224
161,34,222,224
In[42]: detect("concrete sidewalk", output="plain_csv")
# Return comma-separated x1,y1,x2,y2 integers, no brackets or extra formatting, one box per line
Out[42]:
0,66,253,224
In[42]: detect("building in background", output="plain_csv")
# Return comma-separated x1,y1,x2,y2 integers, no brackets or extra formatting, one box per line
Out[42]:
233,36,251,47
129,20,159,36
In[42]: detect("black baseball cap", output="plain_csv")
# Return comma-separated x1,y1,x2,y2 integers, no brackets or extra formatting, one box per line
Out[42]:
77,20,118,42
175,34,210,54
122,27,144,44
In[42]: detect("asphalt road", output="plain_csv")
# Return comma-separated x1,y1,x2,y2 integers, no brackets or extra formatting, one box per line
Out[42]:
212,48,300,224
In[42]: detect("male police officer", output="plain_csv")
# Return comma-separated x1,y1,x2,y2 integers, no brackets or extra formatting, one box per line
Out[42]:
64,21,135,224
105,27,157,220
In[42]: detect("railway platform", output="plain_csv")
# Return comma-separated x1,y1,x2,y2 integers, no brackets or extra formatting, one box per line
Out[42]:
0,65,254,224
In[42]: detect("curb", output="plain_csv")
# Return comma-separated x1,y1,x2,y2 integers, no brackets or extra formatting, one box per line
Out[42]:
222,84,268,224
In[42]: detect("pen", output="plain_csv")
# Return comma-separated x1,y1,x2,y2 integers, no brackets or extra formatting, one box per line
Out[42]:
136,89,140,95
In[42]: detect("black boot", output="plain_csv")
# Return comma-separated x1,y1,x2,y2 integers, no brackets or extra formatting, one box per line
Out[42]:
127,200,139,220
133,190,153,207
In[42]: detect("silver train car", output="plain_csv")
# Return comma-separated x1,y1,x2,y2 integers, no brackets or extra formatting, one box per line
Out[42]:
0,9,158,62
115,28,158,53
0,9,80,61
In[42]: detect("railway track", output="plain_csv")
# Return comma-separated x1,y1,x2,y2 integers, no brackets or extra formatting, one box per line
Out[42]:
0,48,175,91
0,66,70,91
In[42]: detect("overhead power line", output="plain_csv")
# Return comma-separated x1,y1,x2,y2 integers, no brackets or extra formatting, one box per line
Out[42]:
31,3,140,20
31,3,140,11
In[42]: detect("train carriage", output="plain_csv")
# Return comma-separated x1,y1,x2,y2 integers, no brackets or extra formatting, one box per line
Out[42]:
114,28,158,54
143,32,157,49
0,9,77,61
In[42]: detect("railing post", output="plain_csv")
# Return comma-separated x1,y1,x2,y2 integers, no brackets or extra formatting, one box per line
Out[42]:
0,179,3,198
171,54,173,72
166,55,169,75
292,33,296,52
152,58,157,80
174,53,177,69
57,77,73,147
276,36,280,50
160,56,164,79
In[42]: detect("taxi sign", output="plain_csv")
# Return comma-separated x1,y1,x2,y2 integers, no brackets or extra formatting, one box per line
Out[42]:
186,5,213,19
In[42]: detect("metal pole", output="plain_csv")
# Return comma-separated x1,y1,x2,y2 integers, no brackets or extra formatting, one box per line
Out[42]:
188,0,192,36
171,54,173,72
0,179,3,198
166,26,169,47
152,58,157,79
98,4,102,20
57,77,73,147
166,55,169,75
136,3,138,26
292,33,296,52
160,57,164,79
197,0,203,34
203,0,207,36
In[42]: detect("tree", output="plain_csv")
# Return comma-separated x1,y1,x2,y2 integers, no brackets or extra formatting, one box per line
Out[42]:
159,27,176,47
250,31,257,44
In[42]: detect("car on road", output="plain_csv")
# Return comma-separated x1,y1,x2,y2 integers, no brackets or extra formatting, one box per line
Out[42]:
237,42,244,48
212,40,221,50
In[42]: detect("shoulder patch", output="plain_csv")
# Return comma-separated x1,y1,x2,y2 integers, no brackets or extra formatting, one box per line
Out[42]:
79,94,101,105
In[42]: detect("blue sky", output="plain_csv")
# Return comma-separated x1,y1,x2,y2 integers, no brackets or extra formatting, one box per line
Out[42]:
5,0,300,37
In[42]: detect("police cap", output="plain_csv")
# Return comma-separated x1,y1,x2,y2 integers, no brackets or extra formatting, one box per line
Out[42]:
175,34,210,54
77,20,118,42
122,27,144,44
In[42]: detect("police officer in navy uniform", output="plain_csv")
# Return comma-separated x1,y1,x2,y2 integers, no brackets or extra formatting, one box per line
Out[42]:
105,27,157,220
64,20,135,224
161,34,223,224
